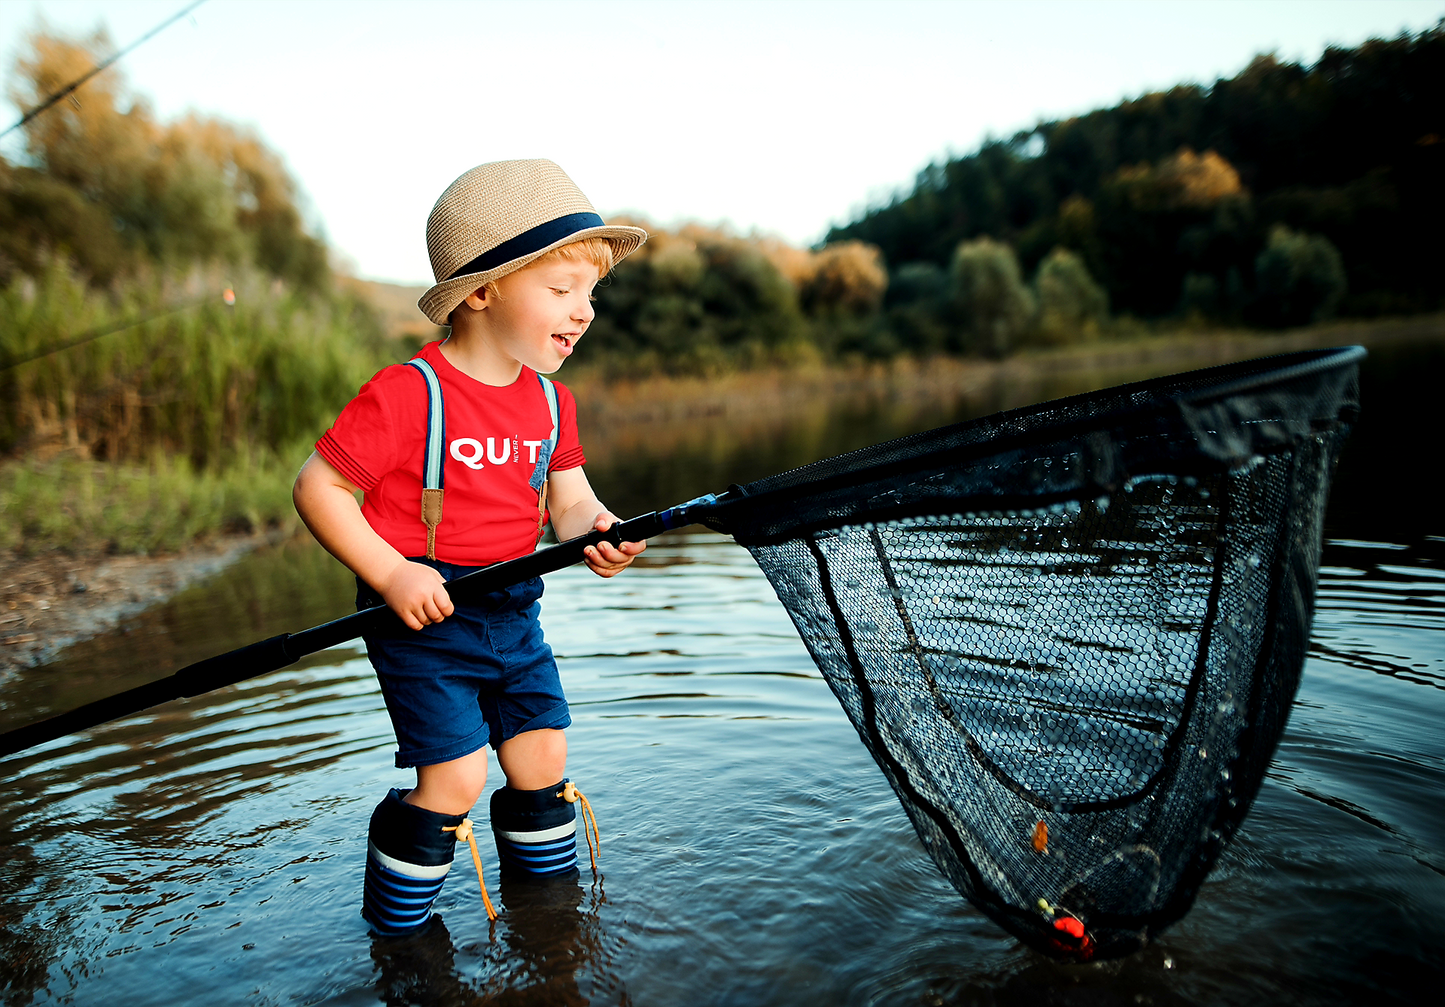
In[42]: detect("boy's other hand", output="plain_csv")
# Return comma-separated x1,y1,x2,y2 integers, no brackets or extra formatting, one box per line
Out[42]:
584,511,646,578
381,559,455,630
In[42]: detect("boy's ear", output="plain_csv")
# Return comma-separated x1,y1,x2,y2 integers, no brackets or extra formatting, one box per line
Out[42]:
461,287,488,311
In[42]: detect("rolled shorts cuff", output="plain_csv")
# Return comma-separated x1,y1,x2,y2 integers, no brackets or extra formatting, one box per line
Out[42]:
512,702,573,738
395,723,490,769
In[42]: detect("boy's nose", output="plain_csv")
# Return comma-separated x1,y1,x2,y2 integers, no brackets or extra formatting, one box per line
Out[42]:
573,298,594,323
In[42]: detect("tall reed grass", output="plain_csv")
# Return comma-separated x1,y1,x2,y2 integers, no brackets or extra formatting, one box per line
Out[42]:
0,262,388,465
0,263,394,555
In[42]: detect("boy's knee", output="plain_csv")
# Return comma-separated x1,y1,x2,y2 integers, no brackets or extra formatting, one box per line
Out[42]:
409,749,488,815
497,728,567,790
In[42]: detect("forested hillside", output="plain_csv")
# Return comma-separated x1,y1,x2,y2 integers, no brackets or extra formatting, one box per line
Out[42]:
828,27,1442,333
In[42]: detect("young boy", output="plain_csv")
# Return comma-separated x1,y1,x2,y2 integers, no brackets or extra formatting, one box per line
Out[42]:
292,159,648,936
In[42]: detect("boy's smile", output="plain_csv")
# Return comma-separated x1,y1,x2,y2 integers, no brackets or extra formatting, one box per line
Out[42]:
445,256,601,385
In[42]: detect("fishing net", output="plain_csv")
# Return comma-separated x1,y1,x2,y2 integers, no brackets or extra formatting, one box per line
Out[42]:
698,347,1361,961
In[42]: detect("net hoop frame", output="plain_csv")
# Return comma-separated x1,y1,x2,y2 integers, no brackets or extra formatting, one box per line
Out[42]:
702,346,1363,961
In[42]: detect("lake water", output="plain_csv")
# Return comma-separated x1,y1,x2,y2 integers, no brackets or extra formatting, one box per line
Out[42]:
1,343,1441,1005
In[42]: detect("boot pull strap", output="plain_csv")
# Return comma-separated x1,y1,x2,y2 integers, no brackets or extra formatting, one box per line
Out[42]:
442,818,498,921
407,358,446,560
558,781,599,872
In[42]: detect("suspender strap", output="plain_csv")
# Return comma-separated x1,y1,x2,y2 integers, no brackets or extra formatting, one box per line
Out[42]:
406,359,445,560
404,360,559,556
532,375,559,536
530,375,559,491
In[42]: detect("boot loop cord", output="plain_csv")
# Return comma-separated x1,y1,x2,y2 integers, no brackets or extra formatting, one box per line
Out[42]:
558,781,599,872
442,818,498,921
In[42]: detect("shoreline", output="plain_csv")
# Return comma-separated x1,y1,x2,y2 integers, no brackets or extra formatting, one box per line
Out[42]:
0,529,283,677
5,314,1441,673
574,312,1442,413
570,313,1443,463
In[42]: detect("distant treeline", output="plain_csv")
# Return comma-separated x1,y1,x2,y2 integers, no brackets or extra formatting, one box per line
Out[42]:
584,27,1443,367
5,26,1443,398
827,25,1443,346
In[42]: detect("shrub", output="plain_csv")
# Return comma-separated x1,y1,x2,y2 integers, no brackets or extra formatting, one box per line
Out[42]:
1252,226,1347,327
0,261,388,465
951,238,1035,357
1035,247,1108,342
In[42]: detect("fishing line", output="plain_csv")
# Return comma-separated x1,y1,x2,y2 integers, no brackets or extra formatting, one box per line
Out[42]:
0,0,207,142
0,288,233,373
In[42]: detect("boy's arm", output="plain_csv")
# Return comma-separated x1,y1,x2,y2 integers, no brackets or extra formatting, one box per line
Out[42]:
292,451,455,630
545,466,646,578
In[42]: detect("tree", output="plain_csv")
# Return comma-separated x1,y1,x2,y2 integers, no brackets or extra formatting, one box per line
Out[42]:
1035,247,1108,341
4,29,328,289
951,238,1035,357
584,222,808,372
883,261,951,354
799,241,887,317
1252,226,1347,327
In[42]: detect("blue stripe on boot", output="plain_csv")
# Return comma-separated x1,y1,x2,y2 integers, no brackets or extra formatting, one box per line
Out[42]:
490,781,578,878
362,788,466,936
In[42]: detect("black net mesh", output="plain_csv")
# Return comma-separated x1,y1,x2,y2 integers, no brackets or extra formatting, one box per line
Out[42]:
700,348,1361,961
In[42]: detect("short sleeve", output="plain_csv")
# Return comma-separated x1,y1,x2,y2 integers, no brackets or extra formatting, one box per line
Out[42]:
548,381,586,472
316,366,412,491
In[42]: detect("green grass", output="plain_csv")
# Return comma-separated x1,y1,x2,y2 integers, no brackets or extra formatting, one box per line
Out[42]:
0,261,391,468
0,261,394,558
0,447,306,557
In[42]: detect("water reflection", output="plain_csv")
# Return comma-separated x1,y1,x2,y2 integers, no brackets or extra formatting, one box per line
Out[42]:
367,875,622,1006
0,537,359,730
581,358,1175,521
583,341,1442,549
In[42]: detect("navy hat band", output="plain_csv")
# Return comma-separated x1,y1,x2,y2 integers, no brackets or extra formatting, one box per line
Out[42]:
446,212,606,281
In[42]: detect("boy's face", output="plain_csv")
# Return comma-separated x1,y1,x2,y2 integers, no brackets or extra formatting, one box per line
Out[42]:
479,256,600,375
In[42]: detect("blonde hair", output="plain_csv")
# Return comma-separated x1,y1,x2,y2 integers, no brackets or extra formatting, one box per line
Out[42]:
534,236,617,275
472,237,618,305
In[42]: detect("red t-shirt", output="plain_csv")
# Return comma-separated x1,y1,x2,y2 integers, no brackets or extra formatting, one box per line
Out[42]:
316,340,585,566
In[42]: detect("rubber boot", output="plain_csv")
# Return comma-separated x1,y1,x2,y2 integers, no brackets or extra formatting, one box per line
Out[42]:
362,788,466,936
490,780,578,878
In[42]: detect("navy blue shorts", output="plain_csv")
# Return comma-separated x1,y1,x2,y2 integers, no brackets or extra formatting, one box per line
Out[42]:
357,560,571,769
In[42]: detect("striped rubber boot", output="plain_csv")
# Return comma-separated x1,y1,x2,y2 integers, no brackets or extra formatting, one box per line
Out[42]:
490,781,578,878
362,788,465,936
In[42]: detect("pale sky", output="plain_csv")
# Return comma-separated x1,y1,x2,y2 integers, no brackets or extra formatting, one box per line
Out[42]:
2,0,1440,285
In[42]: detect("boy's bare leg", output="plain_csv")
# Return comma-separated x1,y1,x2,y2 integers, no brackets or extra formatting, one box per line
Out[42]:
496,729,568,789
406,748,489,815
403,730,566,815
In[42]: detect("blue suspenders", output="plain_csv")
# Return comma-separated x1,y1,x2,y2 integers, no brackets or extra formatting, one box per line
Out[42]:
404,359,559,560
530,374,560,536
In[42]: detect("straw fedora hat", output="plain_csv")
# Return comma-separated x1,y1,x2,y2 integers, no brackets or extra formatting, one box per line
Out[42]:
417,159,647,325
